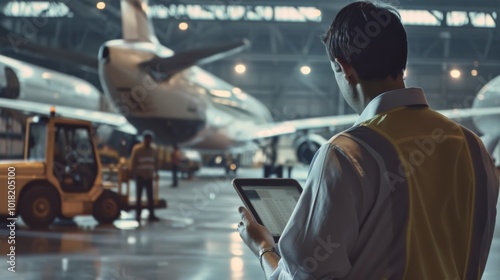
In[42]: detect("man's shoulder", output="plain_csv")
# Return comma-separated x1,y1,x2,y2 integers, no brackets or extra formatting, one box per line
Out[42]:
315,131,370,164
310,132,378,179
326,128,368,151
322,127,388,165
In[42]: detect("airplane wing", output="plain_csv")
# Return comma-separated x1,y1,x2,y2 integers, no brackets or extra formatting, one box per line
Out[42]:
235,114,358,141
0,98,137,134
240,107,500,141
140,39,250,79
437,107,500,120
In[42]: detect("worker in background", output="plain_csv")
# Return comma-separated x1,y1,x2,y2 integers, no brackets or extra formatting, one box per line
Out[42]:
171,144,181,187
130,130,160,223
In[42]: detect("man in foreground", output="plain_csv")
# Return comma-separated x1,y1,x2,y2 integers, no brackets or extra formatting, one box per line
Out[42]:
238,2,499,279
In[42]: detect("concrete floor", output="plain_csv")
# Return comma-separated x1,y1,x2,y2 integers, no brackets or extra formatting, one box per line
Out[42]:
0,167,499,280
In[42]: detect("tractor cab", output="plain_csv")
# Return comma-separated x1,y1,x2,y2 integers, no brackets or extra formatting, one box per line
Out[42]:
27,115,99,194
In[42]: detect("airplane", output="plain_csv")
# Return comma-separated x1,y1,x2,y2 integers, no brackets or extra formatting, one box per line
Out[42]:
0,55,136,135
2,0,500,174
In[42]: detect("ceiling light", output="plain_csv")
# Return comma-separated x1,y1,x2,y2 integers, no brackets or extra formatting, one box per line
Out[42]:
450,69,461,79
235,64,246,74
300,66,311,75
179,22,189,31
96,1,106,10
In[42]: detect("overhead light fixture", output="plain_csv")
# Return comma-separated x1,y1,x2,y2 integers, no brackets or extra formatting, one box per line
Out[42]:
179,22,189,31
313,9,322,18
450,69,461,79
235,64,246,74
300,66,311,75
471,69,478,77
96,1,106,10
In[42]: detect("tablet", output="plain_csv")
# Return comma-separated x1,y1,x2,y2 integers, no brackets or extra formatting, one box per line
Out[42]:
233,178,302,242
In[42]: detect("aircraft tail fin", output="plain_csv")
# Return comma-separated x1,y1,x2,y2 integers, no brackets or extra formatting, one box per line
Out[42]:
121,0,158,43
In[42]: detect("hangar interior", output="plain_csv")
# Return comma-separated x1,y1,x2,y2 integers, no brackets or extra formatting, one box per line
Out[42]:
0,1,499,280
0,0,499,120
1,0,499,163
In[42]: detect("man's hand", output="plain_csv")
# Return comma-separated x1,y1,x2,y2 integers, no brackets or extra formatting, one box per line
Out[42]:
154,173,160,180
237,206,276,256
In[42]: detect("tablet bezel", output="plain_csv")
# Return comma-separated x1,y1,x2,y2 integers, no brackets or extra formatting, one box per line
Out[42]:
232,178,303,243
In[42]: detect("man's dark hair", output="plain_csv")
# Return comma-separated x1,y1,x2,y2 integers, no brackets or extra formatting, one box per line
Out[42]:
322,1,407,80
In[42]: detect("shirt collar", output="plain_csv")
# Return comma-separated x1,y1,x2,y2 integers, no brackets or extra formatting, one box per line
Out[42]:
354,87,428,125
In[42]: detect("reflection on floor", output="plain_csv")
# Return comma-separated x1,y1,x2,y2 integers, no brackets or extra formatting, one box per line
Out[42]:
0,167,499,280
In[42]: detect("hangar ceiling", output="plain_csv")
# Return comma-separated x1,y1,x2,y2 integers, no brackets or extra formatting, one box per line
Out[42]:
1,0,499,120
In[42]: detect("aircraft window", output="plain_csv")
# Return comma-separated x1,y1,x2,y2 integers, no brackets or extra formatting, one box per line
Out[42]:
27,123,47,161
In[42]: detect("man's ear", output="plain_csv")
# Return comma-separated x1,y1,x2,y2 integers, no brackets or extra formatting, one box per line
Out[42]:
335,58,358,86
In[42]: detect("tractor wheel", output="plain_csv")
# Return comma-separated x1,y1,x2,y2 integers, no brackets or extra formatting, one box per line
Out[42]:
92,190,121,224
20,186,59,228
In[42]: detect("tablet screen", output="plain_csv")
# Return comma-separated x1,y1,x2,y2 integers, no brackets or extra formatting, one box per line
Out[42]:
242,186,301,237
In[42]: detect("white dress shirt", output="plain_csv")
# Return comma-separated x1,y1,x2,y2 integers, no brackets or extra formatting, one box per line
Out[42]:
269,88,499,280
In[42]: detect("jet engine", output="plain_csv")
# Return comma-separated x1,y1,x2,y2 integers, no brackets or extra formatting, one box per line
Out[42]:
293,134,327,165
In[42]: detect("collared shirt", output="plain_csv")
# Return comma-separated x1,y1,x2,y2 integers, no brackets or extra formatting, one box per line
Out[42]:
130,143,159,179
271,88,499,279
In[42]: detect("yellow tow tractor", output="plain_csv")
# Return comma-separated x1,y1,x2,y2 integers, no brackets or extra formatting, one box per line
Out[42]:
0,109,166,228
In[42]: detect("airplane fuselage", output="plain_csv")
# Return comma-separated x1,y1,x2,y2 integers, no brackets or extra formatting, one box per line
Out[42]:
0,55,102,112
